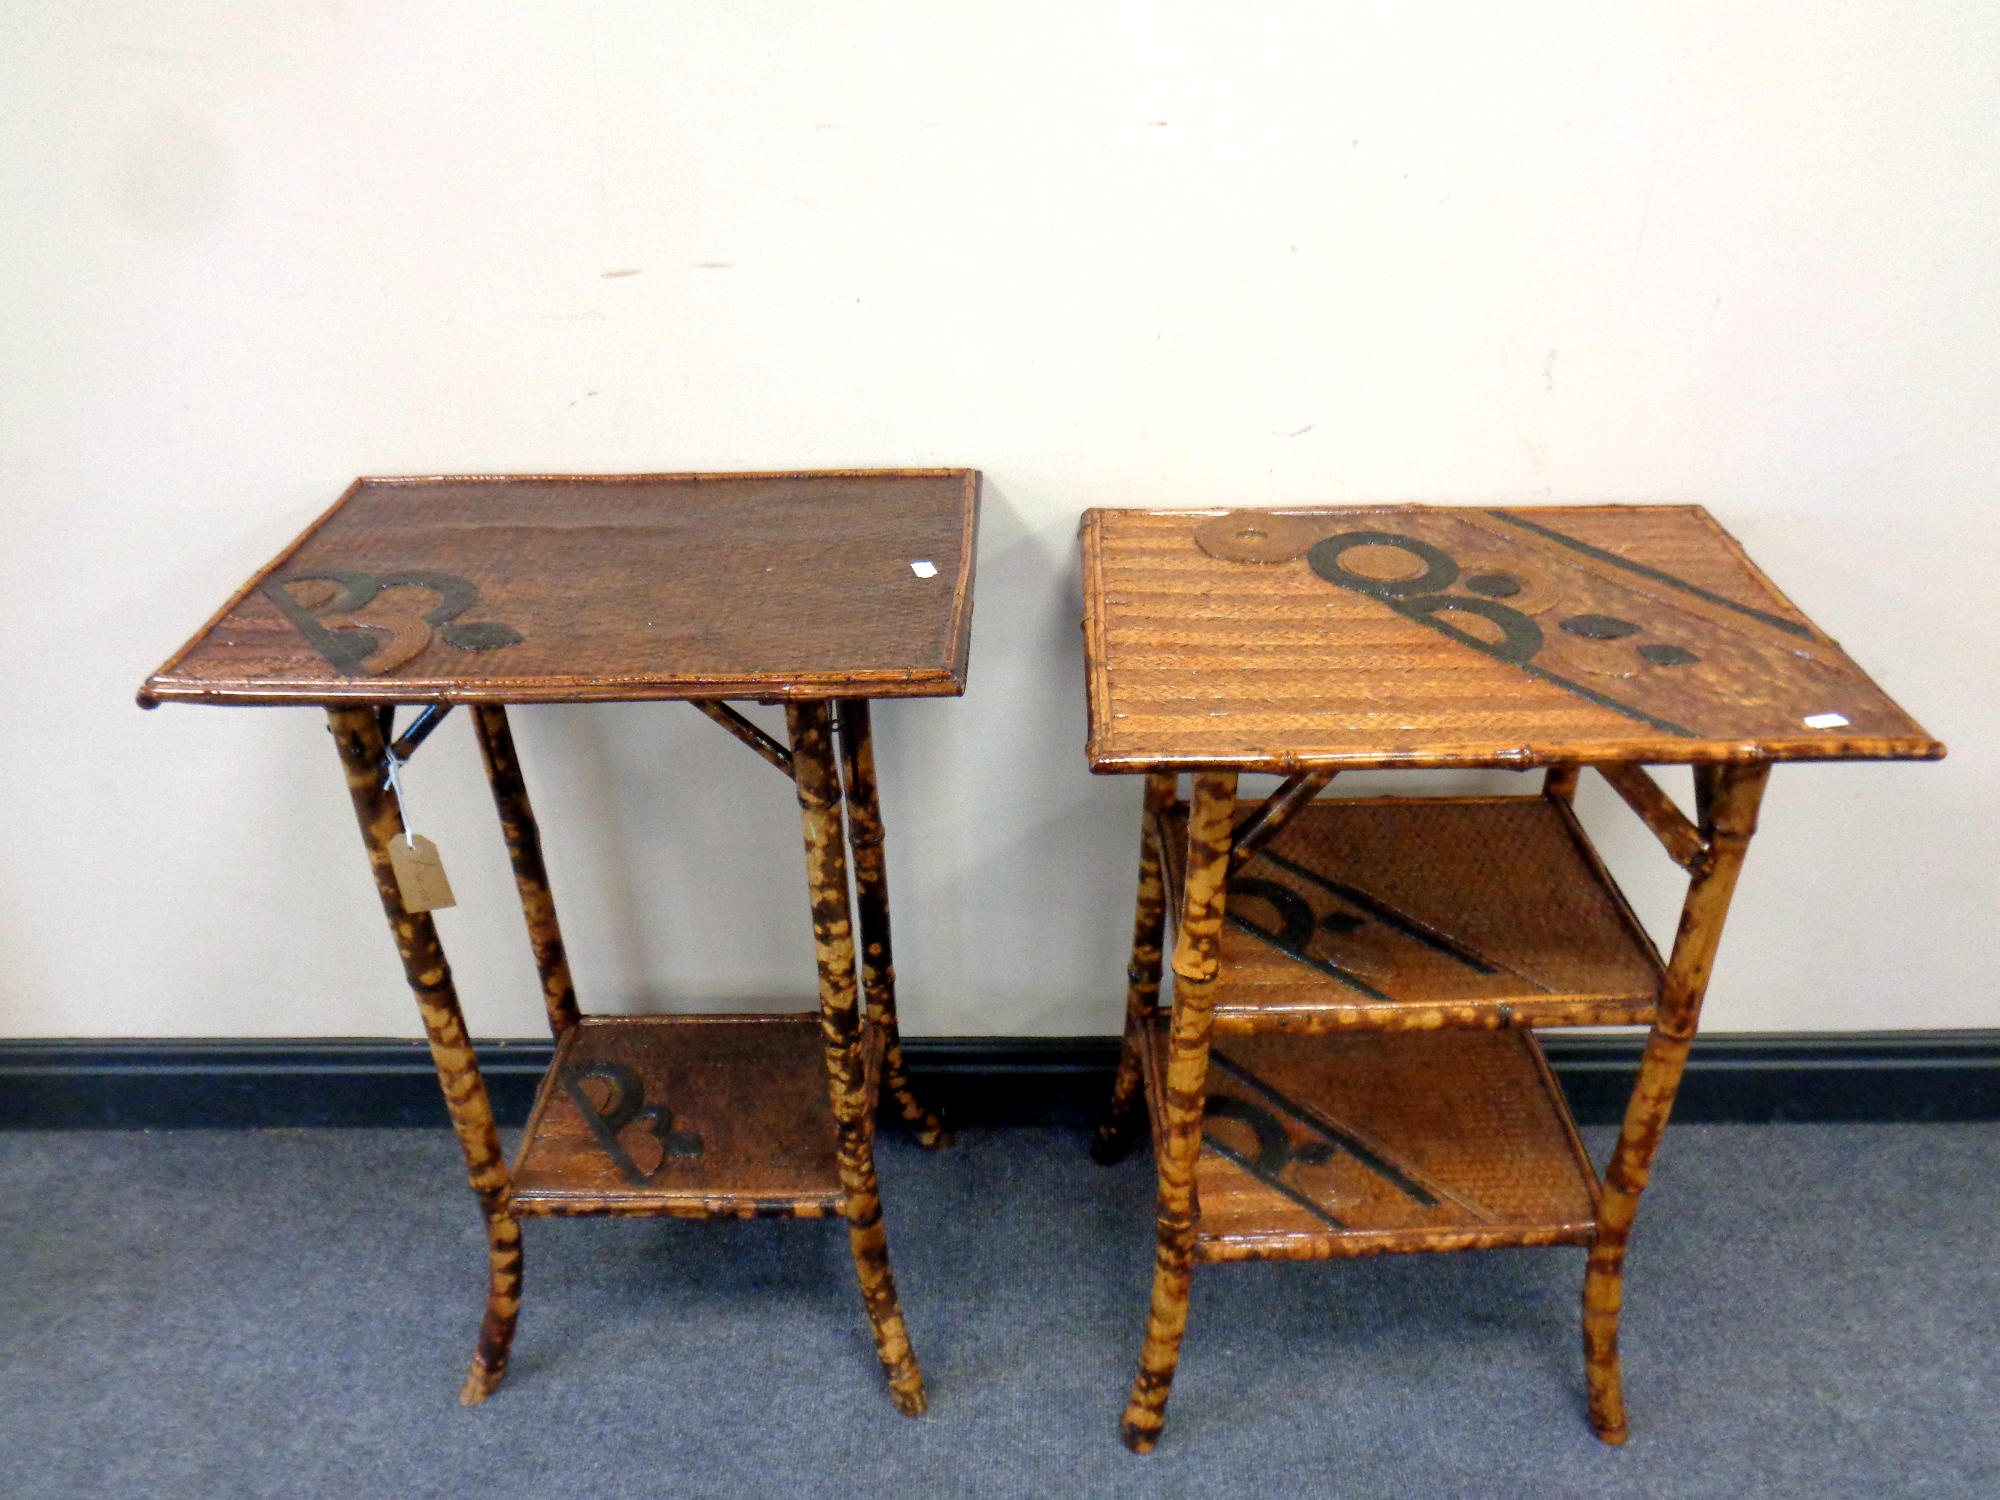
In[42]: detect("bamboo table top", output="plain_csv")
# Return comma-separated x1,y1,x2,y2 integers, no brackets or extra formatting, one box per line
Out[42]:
141,469,980,707
1081,504,1942,772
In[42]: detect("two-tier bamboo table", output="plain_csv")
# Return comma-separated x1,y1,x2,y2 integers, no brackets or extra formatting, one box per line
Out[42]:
1080,503,1941,1452
140,468,979,1413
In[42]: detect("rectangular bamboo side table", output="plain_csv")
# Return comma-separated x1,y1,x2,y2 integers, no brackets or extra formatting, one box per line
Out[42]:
140,468,980,1412
1080,503,1942,1452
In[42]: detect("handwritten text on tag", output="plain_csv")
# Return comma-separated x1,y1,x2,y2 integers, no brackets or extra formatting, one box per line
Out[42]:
388,833,457,912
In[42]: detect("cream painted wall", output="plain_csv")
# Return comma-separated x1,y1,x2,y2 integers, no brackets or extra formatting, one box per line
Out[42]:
3,2,1994,1040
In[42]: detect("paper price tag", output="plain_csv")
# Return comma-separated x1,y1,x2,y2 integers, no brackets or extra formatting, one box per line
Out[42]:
388,833,457,913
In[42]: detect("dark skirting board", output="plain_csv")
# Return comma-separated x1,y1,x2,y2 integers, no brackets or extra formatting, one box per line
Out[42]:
3,1032,1996,1130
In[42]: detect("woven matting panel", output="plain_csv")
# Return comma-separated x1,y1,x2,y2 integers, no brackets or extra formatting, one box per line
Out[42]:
145,470,978,705
512,1016,840,1217
1165,1027,1599,1259
1162,796,1660,1030
1083,504,1941,769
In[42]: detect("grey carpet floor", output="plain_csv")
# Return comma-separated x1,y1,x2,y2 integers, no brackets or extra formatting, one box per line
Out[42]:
1,1122,1995,1499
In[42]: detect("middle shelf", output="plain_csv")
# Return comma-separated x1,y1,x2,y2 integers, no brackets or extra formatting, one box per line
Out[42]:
1159,793,1664,1033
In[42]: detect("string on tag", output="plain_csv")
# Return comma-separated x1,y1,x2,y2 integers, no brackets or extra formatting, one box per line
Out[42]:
380,737,457,912
383,750,418,849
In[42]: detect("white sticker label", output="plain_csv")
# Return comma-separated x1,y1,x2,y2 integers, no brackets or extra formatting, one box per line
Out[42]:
909,559,938,579
1803,712,1850,729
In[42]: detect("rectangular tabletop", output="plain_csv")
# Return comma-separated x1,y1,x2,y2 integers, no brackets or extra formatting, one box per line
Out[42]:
1081,504,1941,772
141,469,979,706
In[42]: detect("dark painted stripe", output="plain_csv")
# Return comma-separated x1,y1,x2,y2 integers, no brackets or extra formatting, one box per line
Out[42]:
1514,658,1701,737
1487,509,1817,641
1224,912,1396,1001
1211,1052,1441,1207
1199,1129,1349,1231
1257,849,1505,978
1383,590,1702,737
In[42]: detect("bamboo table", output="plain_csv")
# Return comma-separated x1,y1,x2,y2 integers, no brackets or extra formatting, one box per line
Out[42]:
1080,503,1942,1452
140,468,980,1412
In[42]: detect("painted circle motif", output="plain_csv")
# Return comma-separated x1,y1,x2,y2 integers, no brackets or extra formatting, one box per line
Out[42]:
1558,637,1647,679
1442,552,1563,616
1312,914,1403,985
1338,545,1435,583
1306,531,1459,598
1395,594,1544,664
443,620,526,651
1638,642,1700,667
1560,613,1643,640
1192,510,1324,564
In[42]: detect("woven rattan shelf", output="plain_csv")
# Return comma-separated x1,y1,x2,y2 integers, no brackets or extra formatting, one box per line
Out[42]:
1137,1024,1599,1262
512,1017,861,1219
1083,501,1941,1453
1156,796,1662,1033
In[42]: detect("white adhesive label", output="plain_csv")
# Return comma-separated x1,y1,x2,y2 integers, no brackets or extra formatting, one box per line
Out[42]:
1803,712,1850,729
909,559,938,579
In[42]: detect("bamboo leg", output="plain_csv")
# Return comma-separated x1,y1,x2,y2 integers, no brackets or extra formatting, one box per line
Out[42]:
788,700,928,1416
470,704,582,1040
1121,771,1238,1455
1092,772,1178,1166
835,699,950,1149
327,707,522,1406
1544,764,1581,802
1582,759,1770,1444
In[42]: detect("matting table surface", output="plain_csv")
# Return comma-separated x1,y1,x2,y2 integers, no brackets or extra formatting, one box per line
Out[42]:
1081,504,1941,771
143,469,979,706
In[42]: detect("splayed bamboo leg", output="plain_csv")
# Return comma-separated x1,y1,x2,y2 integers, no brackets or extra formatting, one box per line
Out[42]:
470,704,581,1040
1121,771,1238,1454
1092,772,1178,1166
1543,764,1581,802
1582,759,1770,1444
834,699,950,1149
327,706,522,1405
789,700,928,1416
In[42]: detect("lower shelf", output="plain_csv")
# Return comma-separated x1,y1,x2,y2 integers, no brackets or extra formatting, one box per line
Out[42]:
511,1015,844,1219
1141,1022,1601,1262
